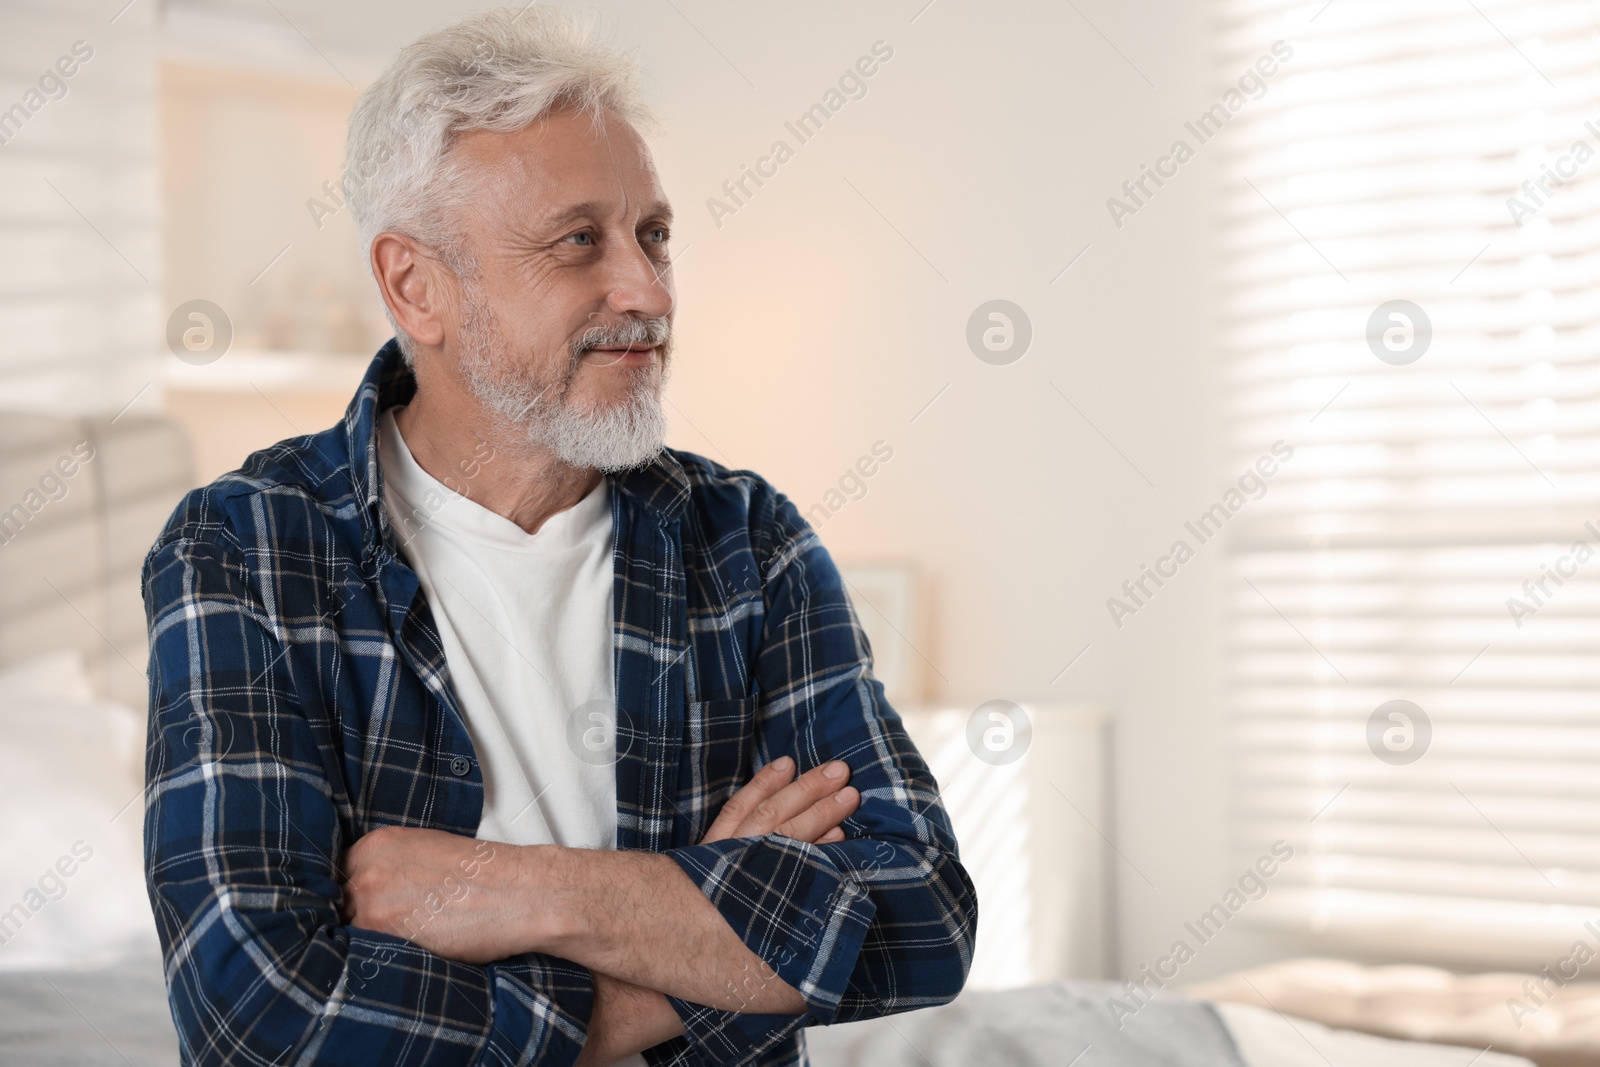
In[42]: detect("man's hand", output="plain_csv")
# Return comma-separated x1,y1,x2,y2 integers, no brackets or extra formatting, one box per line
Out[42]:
340,827,522,964
700,755,860,845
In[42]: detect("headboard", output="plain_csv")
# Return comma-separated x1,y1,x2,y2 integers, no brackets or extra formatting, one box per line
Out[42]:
0,412,196,710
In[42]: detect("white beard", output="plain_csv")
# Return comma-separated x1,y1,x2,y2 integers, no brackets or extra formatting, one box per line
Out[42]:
456,279,671,472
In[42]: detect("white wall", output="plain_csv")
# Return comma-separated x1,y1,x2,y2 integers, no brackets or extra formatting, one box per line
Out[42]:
558,0,1269,984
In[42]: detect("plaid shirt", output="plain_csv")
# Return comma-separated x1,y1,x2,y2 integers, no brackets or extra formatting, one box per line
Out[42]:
142,339,976,1067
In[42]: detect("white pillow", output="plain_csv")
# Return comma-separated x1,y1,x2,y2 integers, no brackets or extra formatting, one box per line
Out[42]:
0,648,97,706
1214,1002,1537,1067
0,650,157,970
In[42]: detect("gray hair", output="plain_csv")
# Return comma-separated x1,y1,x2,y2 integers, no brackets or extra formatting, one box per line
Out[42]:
344,7,653,366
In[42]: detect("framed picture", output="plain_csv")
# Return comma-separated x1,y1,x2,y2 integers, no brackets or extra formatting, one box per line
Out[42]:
835,561,922,706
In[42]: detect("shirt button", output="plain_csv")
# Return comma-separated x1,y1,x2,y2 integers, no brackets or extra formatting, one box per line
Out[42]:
450,755,471,777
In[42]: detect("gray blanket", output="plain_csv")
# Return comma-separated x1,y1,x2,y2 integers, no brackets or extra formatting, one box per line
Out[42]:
0,954,1242,1067
0,951,178,1067
807,981,1246,1067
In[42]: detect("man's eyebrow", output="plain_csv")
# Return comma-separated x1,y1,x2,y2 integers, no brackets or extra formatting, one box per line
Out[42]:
533,200,675,228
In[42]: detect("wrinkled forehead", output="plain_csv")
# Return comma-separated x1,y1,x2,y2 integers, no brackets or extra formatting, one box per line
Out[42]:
448,108,668,233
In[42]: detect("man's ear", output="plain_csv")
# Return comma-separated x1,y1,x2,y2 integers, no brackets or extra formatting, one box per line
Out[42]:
371,232,452,350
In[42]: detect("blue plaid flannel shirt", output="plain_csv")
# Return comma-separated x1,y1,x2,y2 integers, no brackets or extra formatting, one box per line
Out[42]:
141,339,977,1067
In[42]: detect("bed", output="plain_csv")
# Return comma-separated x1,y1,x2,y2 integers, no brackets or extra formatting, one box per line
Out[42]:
0,411,193,1064
0,953,1544,1067
0,409,1554,1066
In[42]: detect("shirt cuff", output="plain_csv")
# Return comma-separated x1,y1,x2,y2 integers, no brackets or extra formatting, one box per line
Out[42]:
474,955,596,1067
660,834,877,1063
656,1001,806,1067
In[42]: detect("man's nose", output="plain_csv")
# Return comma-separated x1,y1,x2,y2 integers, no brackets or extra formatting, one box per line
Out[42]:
605,243,674,320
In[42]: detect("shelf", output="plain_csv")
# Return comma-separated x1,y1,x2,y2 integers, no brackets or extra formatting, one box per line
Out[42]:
164,348,372,395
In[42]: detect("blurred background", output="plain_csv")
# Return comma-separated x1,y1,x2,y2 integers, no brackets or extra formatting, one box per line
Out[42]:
3,0,1598,1062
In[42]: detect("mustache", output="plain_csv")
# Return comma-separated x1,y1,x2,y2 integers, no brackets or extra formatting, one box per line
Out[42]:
569,317,672,363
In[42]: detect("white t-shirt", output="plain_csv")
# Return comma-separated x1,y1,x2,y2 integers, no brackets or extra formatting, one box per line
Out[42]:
377,407,618,849
379,411,657,1065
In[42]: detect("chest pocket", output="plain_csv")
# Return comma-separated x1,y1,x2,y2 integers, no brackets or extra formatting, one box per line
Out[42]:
684,697,758,836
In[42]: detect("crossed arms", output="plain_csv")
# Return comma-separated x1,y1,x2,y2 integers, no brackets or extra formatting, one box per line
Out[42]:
143,518,975,1067
339,757,861,1065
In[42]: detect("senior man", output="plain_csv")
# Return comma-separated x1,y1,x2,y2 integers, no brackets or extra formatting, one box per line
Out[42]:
141,9,974,1067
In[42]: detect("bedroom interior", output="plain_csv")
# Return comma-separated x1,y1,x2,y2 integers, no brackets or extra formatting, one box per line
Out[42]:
2,0,1598,1064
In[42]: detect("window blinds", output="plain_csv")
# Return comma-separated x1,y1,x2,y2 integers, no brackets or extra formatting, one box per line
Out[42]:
0,0,158,414
1219,0,1600,961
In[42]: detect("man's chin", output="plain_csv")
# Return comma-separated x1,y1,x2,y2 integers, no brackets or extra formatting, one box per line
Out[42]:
533,394,668,472
592,441,665,474
560,431,665,473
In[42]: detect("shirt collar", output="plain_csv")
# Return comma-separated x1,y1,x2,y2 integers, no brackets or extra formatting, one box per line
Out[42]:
344,339,694,565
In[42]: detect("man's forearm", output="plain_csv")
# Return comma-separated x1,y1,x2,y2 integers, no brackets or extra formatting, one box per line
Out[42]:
518,846,808,1015
575,972,684,1067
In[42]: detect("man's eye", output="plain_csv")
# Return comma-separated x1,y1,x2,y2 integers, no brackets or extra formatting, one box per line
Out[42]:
645,227,669,244
567,231,595,246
